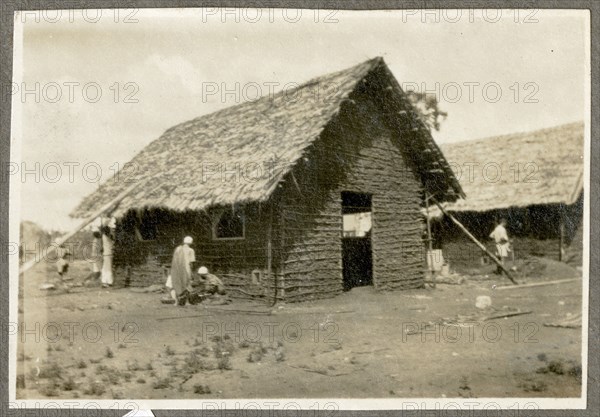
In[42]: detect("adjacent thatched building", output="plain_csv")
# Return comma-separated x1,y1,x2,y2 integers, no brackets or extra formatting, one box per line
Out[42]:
72,57,463,301
430,122,584,267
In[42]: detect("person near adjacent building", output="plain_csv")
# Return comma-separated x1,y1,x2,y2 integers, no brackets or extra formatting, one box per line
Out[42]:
84,228,103,284
489,218,511,274
100,217,116,288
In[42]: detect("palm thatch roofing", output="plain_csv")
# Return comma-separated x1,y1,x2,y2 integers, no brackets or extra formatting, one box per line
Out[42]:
72,57,463,219
429,122,584,216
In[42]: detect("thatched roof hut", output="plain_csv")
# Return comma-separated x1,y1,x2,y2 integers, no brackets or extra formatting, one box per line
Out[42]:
73,57,462,219
434,122,584,215
72,57,463,301
429,122,584,266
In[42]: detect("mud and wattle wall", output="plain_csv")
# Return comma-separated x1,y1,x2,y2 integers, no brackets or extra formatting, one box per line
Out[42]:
277,83,426,302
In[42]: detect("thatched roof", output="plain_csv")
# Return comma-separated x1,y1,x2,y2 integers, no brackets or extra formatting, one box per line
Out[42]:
72,57,462,218
430,122,584,215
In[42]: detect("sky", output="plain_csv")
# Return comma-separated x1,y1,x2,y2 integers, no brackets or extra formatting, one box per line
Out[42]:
13,8,589,231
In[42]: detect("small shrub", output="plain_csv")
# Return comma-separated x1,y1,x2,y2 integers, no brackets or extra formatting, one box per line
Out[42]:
275,349,286,362
152,377,172,389
568,364,582,380
168,364,183,379
89,358,102,364
247,343,267,363
195,346,211,357
96,364,109,373
62,376,76,391
193,384,211,394
527,380,547,392
459,376,470,391
184,351,214,373
38,362,62,379
247,351,263,363
238,340,250,349
83,380,106,396
217,356,232,370
105,347,114,359
127,360,141,371
145,361,154,371
39,380,60,397
537,353,548,362
76,360,88,369
136,377,146,384
164,357,178,367
16,375,25,389
118,343,127,349
547,360,565,375
99,366,121,385
164,346,175,356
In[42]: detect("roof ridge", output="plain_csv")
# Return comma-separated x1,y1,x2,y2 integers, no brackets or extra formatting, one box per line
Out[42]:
71,56,464,218
164,57,384,134
442,121,584,147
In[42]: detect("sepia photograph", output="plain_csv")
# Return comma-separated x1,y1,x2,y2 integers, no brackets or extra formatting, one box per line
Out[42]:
7,5,591,413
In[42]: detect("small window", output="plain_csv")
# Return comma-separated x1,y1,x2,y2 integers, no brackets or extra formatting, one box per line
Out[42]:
213,207,245,239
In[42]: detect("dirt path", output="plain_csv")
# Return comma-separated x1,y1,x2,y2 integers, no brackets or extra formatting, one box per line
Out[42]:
16,262,582,399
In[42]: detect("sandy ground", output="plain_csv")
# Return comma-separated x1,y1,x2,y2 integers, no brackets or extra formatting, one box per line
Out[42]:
16,260,582,399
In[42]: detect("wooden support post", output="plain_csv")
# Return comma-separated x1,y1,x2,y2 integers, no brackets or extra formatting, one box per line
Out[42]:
432,198,517,285
559,208,565,262
425,191,435,287
267,203,276,306
19,179,149,275
425,192,433,252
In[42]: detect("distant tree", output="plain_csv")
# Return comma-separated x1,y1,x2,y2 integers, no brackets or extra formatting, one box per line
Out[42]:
406,91,448,132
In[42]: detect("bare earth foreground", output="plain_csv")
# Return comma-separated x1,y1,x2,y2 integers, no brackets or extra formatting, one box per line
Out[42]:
16,260,582,399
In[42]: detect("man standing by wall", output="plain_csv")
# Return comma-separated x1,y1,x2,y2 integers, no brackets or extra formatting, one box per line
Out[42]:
170,236,196,306
84,227,103,285
100,216,117,288
489,218,511,274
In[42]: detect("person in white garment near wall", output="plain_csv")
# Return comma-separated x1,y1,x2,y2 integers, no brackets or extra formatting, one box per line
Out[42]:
489,218,511,274
169,236,196,306
100,217,116,288
84,227,103,285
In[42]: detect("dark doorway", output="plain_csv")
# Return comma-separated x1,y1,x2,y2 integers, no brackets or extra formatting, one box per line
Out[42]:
341,192,373,290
